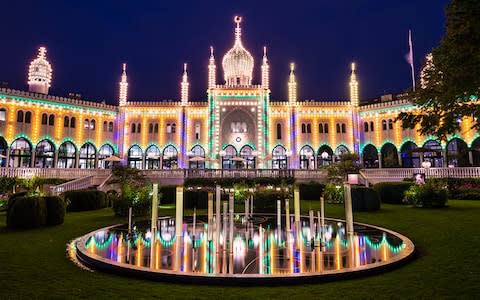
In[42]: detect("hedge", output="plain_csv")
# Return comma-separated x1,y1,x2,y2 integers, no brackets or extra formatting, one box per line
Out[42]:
373,182,413,204
7,196,47,229
299,182,325,200
44,196,66,225
63,190,107,212
350,186,380,212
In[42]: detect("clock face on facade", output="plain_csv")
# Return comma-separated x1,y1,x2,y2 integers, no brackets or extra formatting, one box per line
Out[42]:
235,136,242,143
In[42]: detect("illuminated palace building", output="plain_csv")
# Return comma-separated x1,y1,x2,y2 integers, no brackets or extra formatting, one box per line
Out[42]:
0,17,478,171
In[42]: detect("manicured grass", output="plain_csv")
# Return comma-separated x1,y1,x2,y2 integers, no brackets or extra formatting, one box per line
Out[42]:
1,200,480,299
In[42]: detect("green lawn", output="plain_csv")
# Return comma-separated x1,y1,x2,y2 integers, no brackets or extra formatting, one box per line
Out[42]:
1,200,479,299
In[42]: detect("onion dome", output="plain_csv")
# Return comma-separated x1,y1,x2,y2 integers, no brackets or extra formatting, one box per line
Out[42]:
222,16,254,86
27,47,52,94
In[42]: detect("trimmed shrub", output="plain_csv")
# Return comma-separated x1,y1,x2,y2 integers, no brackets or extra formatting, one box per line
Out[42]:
403,181,448,208
254,190,289,212
63,190,107,212
184,190,208,209
0,177,17,194
112,186,151,217
449,189,480,200
324,183,344,203
299,182,325,200
159,186,176,205
373,182,413,204
44,196,66,226
6,192,28,225
351,186,380,211
7,196,47,229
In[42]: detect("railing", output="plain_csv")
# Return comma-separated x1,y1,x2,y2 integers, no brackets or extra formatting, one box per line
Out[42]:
142,169,327,180
50,176,94,195
0,167,111,179
361,167,480,183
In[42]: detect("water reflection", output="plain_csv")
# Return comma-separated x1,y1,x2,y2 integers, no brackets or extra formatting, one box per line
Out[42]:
83,216,407,275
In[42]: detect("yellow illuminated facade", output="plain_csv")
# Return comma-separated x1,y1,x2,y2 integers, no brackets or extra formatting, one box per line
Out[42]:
0,16,478,170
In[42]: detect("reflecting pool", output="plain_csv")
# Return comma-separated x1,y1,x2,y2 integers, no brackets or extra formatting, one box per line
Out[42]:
73,214,414,280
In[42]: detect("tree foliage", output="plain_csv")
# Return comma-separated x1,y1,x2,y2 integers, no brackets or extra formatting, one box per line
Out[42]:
398,0,480,141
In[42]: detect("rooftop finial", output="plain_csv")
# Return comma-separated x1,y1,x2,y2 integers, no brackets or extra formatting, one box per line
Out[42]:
351,62,356,73
183,63,187,73
290,62,295,72
234,15,242,43
38,47,47,59
122,63,127,73
210,46,214,57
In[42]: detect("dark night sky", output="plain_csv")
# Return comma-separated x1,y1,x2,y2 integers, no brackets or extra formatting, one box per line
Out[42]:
0,0,450,104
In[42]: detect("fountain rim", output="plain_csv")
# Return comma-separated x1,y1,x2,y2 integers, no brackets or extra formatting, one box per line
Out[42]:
73,216,415,285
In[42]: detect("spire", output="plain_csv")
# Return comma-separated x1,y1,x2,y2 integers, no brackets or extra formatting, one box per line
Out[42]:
28,46,53,94
288,62,297,104
234,16,242,45
349,62,359,107
119,63,128,106
261,46,270,89
181,63,189,105
208,46,216,89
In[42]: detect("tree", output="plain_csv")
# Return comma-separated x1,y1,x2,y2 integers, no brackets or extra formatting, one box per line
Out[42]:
398,0,480,141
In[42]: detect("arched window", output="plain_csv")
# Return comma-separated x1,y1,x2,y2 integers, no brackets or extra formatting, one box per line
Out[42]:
0,137,8,167
149,123,153,134
382,120,387,131
131,123,136,133
276,123,282,139
336,124,341,133
341,123,346,133
41,113,48,125
362,144,379,168
64,116,69,128
189,145,205,169
48,114,55,126
272,145,287,169
0,108,6,122
381,143,399,168
195,123,201,140
25,111,32,124
103,121,107,132
319,123,324,134
240,145,256,169
221,145,238,169
370,121,374,131
301,123,306,134
79,143,96,169
145,145,161,169
137,123,141,133
154,123,158,134
171,123,176,133
317,145,333,167
335,145,350,161
128,145,143,169
70,117,76,128
364,122,369,132
166,123,171,133
306,124,311,134
109,122,114,132
162,145,178,169
423,140,443,167
299,145,315,169
90,119,95,130
98,144,114,169
57,141,76,168
84,119,90,129
446,138,469,167
34,139,55,168
9,138,32,167
324,123,329,134
400,141,420,168
388,119,393,130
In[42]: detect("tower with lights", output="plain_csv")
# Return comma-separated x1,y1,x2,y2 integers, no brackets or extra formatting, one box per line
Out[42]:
27,47,52,94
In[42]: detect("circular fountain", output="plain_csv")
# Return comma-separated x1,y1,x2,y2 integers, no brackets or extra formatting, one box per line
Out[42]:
71,214,415,285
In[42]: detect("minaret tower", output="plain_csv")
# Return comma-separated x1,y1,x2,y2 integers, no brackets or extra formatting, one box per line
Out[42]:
208,46,216,89
288,63,297,104
349,62,359,107
181,63,189,105
261,46,270,90
349,62,361,156
119,63,128,106
28,47,53,94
